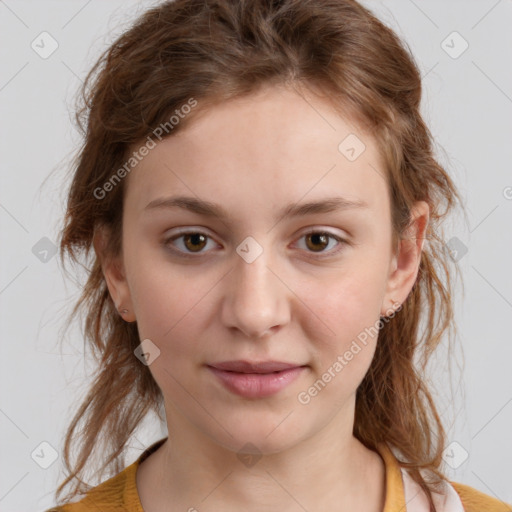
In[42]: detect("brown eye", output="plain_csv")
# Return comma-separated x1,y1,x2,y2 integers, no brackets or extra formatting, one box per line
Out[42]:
296,230,347,257
164,231,217,257
182,233,208,252
304,232,330,252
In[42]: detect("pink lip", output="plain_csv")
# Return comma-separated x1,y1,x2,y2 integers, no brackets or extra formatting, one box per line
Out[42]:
207,360,306,398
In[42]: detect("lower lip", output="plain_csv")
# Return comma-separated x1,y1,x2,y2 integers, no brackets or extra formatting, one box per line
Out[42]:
207,366,305,398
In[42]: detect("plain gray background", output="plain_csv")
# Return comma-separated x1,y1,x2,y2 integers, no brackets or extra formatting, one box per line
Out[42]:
0,1,511,510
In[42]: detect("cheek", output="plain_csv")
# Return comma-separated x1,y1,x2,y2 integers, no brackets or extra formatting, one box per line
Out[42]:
124,245,190,335
307,265,388,343
132,273,207,343
296,258,389,398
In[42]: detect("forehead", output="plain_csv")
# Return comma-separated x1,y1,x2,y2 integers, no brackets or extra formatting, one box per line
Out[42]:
124,84,389,220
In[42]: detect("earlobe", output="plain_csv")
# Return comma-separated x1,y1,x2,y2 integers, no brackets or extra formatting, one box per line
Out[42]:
93,226,136,322
381,201,430,316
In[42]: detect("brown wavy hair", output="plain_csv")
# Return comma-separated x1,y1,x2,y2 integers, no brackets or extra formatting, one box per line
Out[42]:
53,0,464,509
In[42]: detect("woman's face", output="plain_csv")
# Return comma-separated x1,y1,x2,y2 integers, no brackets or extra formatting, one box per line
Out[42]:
102,84,426,454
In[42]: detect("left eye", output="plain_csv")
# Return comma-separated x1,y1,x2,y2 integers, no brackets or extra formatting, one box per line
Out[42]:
296,230,346,255
163,230,346,257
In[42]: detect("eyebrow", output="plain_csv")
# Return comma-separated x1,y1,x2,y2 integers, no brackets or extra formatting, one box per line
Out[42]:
144,195,368,221
144,196,368,220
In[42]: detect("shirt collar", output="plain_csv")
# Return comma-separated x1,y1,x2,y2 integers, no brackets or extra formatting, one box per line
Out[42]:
374,441,408,512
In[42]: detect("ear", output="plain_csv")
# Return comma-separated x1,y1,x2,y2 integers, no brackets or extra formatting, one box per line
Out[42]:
381,201,429,317
93,225,136,322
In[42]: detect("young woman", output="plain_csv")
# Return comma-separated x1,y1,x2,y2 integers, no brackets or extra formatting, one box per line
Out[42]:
46,0,511,511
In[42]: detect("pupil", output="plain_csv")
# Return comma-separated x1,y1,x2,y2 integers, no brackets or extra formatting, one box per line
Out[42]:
186,233,206,252
308,233,328,252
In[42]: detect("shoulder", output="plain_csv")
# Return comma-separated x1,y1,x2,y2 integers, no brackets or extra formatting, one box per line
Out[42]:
43,504,87,512
450,481,512,512
43,439,166,512
43,507,81,512
42,462,139,512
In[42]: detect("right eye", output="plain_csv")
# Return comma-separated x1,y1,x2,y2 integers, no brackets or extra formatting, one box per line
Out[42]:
163,230,219,258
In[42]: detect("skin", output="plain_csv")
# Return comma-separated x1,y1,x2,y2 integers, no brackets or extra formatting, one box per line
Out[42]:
95,83,429,512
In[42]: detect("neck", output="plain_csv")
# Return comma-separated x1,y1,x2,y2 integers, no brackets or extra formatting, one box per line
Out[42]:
137,400,386,512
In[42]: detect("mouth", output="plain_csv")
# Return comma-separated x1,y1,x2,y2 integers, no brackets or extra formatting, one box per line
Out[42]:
206,360,307,398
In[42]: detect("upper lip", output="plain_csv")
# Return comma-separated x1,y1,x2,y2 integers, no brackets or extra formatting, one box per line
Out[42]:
208,360,304,373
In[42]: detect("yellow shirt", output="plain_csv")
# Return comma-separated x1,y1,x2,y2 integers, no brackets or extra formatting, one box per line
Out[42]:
46,438,511,512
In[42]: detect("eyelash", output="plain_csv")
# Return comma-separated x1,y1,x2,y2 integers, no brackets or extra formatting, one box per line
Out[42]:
163,229,348,259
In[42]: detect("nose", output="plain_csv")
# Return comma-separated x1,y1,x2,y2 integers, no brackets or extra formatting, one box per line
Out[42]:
221,249,290,339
